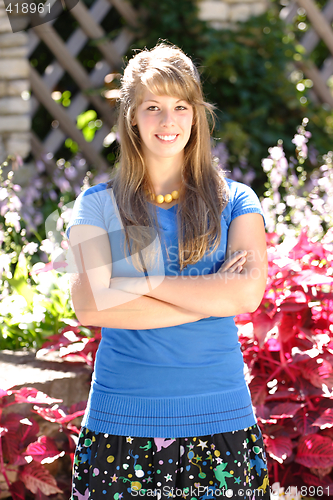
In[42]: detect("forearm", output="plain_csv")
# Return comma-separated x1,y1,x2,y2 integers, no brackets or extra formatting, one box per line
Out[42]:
145,268,266,317
76,287,208,330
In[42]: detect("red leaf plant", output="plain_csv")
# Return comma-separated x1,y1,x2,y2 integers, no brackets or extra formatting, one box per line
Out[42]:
0,386,86,499
236,228,333,493
37,325,101,369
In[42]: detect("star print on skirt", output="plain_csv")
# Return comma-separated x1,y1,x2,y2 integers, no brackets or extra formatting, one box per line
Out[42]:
71,424,270,500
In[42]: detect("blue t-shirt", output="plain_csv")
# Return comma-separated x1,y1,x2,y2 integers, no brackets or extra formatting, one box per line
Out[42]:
65,178,265,437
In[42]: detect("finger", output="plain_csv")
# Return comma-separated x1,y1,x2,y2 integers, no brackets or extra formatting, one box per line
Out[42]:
228,255,247,269
229,250,247,264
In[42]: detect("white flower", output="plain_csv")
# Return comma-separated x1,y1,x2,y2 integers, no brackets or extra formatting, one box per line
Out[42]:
40,238,57,255
0,252,12,277
23,242,39,255
292,134,307,148
285,195,296,207
0,187,9,201
268,146,284,161
262,158,274,172
0,294,28,320
4,212,21,232
276,202,286,215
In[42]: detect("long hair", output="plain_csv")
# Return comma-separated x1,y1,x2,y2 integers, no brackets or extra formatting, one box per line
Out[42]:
107,43,229,273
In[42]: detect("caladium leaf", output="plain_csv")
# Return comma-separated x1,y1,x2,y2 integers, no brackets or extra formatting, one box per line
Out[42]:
25,436,63,463
292,409,318,436
296,434,333,468
266,338,281,351
302,471,333,489
264,435,293,463
39,326,83,350
313,409,333,430
35,489,51,500
33,402,85,424
288,228,327,261
270,402,302,419
249,375,268,406
13,388,62,405
292,269,333,286
252,311,275,346
68,400,87,415
278,312,300,343
1,413,40,465
300,357,333,390
0,388,8,399
19,462,62,495
8,480,25,500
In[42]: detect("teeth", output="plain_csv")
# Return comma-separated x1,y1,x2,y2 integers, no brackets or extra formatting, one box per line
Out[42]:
157,135,177,141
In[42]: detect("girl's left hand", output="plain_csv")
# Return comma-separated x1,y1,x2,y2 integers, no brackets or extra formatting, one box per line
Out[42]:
218,250,247,274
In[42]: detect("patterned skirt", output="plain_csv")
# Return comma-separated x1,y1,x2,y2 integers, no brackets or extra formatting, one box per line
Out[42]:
71,424,270,500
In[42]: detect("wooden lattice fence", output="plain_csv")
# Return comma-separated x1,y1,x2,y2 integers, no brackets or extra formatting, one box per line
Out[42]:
28,0,333,173
281,0,333,108
28,0,141,172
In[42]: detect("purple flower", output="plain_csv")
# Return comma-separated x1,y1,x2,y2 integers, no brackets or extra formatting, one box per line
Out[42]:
36,160,46,173
8,194,22,211
56,177,71,193
64,165,77,180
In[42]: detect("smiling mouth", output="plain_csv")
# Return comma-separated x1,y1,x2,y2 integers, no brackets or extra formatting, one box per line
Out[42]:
156,134,178,142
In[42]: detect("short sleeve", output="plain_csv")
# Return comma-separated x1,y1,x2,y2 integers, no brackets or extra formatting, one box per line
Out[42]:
227,180,266,227
65,183,108,240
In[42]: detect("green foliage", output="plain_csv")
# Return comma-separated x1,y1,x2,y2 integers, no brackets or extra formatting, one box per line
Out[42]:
135,0,208,57
0,270,75,351
0,158,78,350
76,109,102,142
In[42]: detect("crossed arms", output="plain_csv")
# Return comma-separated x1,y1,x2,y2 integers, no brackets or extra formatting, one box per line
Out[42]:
68,213,267,329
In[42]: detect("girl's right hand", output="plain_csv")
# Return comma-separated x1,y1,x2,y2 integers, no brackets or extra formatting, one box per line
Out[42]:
218,250,247,274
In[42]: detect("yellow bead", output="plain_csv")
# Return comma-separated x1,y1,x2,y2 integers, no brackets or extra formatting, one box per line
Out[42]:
156,194,164,204
164,193,173,203
171,190,179,200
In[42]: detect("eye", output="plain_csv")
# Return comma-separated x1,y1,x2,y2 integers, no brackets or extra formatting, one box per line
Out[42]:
176,105,187,110
147,106,159,111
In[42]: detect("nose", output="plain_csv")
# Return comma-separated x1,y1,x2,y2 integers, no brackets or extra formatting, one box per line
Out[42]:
160,108,174,127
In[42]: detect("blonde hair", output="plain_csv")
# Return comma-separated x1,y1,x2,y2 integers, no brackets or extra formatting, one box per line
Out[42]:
107,42,229,272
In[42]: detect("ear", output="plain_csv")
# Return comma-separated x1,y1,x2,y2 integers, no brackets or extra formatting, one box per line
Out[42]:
131,113,137,127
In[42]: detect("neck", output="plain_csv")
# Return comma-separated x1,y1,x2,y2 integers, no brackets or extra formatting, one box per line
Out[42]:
145,156,183,194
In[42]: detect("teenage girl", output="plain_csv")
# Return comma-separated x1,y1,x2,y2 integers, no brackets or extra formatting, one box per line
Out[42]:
67,43,269,500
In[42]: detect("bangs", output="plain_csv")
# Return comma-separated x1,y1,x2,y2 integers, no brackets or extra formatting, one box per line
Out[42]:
137,67,198,104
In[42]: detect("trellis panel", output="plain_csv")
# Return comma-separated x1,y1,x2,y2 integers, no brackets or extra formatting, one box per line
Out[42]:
28,0,140,168
281,0,333,108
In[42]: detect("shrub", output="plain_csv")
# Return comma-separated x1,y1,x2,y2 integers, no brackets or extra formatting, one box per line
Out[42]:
0,386,86,499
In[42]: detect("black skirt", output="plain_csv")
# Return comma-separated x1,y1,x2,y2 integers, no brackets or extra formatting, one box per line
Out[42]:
71,424,270,499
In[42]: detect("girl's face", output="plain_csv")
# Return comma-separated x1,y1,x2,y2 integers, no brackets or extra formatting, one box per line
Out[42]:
133,89,194,167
